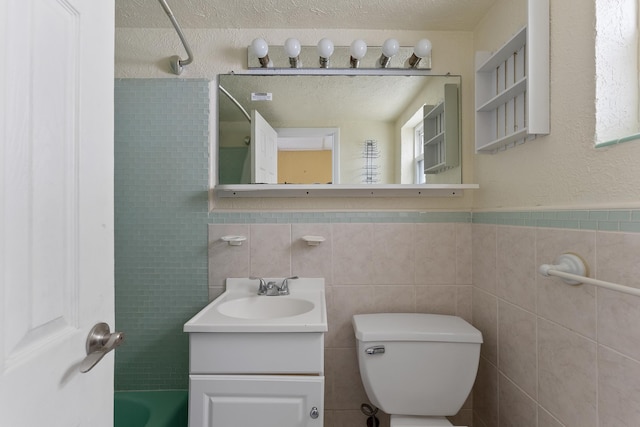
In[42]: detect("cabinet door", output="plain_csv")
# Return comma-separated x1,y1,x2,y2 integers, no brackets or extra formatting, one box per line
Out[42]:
189,375,324,427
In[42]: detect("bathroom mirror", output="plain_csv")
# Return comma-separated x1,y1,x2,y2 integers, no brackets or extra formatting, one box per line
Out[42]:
218,73,462,186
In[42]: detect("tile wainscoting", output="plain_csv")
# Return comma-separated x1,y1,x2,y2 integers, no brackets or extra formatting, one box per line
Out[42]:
471,211,640,427
208,210,640,427
208,211,474,427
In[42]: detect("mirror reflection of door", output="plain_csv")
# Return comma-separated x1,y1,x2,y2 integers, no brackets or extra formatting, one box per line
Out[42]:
251,109,278,184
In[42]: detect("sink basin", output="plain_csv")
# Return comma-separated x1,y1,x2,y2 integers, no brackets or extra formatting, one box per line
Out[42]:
184,277,327,333
217,297,314,319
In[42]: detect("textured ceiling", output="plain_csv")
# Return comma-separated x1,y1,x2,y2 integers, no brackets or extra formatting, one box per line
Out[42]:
116,0,497,31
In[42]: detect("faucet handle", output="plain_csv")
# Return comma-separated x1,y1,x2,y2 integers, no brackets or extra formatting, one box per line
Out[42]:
250,276,268,295
279,276,299,295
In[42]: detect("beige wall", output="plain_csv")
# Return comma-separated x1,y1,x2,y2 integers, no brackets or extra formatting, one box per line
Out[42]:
473,0,640,210
278,150,332,184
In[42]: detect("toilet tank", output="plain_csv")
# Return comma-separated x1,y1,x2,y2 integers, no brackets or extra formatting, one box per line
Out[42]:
352,313,483,416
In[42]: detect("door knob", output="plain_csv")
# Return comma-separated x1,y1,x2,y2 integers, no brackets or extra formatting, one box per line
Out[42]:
79,322,125,373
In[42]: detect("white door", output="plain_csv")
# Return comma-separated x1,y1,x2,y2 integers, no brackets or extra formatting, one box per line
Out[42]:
0,0,115,426
251,110,278,184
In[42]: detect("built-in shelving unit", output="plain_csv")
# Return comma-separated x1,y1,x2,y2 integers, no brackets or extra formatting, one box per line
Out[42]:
475,0,549,153
424,83,459,173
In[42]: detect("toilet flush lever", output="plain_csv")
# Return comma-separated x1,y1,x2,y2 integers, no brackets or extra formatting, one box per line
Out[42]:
79,323,125,373
365,345,385,355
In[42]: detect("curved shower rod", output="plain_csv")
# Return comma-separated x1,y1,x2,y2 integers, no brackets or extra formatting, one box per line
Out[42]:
218,85,252,123
157,0,194,75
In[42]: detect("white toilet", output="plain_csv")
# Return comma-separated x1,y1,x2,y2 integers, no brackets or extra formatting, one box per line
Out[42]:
352,313,483,427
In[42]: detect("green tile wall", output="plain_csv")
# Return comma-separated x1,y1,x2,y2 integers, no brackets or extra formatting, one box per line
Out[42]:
208,211,472,224
114,79,210,390
472,209,640,232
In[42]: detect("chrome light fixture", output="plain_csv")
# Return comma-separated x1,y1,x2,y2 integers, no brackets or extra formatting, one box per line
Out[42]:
246,37,434,69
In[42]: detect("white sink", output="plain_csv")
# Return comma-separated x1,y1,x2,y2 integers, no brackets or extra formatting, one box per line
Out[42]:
184,277,327,333
217,296,315,319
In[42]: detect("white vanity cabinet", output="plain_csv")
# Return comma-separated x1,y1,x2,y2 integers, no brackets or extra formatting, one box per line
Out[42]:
187,332,325,427
184,278,328,427
189,375,323,427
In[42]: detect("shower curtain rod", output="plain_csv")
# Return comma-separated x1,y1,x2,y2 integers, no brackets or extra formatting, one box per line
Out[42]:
157,0,194,75
219,85,252,123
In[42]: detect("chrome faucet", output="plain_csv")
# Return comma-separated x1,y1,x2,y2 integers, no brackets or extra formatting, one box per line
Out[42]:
250,276,268,295
279,276,298,295
251,276,298,296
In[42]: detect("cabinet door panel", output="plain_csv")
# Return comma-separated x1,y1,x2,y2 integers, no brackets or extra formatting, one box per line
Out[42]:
190,375,324,427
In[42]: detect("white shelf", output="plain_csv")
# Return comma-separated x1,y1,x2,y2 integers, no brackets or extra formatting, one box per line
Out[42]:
214,184,479,198
475,0,549,153
476,128,529,153
476,29,527,72
476,77,527,112
424,83,459,173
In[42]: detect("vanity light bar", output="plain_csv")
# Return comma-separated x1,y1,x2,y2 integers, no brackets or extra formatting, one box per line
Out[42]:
248,38,432,70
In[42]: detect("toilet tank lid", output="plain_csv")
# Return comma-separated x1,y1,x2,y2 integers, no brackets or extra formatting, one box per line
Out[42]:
352,313,483,343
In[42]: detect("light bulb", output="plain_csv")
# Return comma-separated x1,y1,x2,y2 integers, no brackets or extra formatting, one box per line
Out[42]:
317,38,334,68
250,38,269,58
414,39,432,58
317,38,334,58
284,38,301,58
284,38,302,68
379,38,399,68
381,38,399,57
408,38,432,68
250,38,271,68
349,39,368,68
350,39,368,60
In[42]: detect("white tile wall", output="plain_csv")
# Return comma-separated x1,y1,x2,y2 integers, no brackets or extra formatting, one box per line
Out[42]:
208,216,640,427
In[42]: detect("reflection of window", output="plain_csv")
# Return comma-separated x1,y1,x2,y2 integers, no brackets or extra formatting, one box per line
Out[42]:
595,0,639,144
414,122,425,184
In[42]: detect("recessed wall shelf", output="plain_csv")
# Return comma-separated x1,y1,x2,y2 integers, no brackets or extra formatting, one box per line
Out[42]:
423,83,459,173
475,0,549,153
214,184,478,198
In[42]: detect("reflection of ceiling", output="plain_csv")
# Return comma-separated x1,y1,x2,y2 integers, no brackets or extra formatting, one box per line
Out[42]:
219,75,459,125
116,0,497,31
